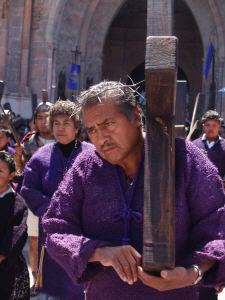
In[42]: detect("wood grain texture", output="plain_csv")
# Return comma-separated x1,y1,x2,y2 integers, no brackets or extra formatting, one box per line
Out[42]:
143,70,176,274
143,0,178,274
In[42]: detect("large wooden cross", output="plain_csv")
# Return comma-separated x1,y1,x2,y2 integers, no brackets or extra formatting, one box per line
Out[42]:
142,0,178,274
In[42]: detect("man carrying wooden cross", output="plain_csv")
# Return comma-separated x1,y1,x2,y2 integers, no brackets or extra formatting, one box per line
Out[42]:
42,80,225,300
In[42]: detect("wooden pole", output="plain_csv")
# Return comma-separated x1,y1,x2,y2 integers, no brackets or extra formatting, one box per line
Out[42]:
186,93,200,141
142,0,178,274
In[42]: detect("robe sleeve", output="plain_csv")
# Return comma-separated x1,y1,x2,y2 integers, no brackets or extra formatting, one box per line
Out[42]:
0,193,28,258
184,142,225,288
21,157,51,217
42,159,110,284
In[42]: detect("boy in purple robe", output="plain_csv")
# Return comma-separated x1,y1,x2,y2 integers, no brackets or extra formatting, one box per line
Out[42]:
192,110,225,179
21,101,90,299
0,151,29,299
42,81,225,300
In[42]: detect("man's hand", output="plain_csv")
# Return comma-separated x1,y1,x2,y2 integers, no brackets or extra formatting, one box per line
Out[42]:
138,266,199,291
14,143,27,173
0,255,6,263
215,286,224,294
89,245,141,285
14,143,24,156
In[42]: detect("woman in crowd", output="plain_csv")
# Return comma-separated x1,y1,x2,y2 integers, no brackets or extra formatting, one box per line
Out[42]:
21,100,92,300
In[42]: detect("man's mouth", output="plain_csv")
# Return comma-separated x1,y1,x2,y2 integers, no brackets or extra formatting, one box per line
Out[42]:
101,144,117,153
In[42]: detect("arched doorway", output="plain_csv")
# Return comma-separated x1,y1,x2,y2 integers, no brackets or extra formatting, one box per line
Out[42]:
102,0,203,117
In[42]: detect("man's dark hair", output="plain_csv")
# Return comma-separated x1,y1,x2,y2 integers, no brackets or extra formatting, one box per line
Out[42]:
0,151,16,173
77,81,139,122
49,100,80,131
201,110,223,124
0,127,12,138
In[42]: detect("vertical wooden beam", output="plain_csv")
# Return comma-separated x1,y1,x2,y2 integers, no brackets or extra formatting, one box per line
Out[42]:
147,0,174,36
143,0,178,274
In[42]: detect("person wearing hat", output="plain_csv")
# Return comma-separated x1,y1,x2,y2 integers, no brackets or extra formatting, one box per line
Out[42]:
14,99,55,296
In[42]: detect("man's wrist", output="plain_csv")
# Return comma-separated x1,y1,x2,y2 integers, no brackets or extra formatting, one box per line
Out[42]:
187,264,203,285
89,247,104,262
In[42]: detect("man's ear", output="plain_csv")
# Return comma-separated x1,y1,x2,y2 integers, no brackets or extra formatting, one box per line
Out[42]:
8,171,16,181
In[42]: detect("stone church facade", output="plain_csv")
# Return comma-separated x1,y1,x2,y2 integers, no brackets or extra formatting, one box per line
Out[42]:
0,0,224,119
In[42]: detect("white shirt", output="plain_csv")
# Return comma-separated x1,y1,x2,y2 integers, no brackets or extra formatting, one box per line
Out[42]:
0,185,15,198
202,133,221,149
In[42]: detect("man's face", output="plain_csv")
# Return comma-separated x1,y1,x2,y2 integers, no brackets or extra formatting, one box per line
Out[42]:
82,100,141,166
202,120,221,141
52,115,78,145
35,112,50,134
0,132,10,150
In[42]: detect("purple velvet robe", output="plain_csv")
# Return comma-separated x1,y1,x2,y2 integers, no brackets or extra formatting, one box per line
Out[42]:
21,141,93,299
192,137,225,178
42,139,225,300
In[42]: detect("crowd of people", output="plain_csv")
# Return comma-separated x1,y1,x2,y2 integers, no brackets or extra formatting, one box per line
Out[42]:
0,81,224,300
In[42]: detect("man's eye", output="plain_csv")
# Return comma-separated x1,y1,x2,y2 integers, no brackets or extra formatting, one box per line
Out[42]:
87,128,95,135
105,122,113,126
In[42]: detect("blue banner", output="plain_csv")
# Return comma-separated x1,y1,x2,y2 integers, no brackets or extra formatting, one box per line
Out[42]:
204,42,214,80
67,64,80,93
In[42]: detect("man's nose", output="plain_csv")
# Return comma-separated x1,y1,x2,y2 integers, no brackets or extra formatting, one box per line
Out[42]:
96,129,109,146
57,124,64,129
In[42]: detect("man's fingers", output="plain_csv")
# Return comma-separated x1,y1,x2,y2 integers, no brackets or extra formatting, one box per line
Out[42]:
130,247,142,265
118,253,134,284
160,267,186,280
215,286,224,294
123,250,138,283
113,259,128,283
138,266,159,285
123,246,141,284
160,269,176,280
137,266,146,284
97,245,141,285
